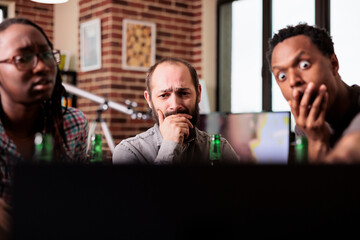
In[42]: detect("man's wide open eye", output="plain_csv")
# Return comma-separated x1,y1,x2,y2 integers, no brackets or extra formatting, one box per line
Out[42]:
299,60,311,70
277,72,287,81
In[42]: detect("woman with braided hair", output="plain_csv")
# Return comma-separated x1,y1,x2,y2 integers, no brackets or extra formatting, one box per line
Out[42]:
0,18,88,238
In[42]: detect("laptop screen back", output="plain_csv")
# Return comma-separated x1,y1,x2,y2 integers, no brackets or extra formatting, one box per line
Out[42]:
198,112,291,163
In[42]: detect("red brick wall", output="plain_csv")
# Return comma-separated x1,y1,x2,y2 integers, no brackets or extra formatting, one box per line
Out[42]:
78,0,203,159
13,0,54,42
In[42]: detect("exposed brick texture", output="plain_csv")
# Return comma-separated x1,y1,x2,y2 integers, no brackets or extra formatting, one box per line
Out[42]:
78,0,203,160
4,0,203,161
11,0,54,42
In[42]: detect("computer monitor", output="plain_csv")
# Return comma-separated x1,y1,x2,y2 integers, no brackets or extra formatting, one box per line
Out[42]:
198,112,291,163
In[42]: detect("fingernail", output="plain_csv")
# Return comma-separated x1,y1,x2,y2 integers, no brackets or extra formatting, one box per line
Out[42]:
320,84,327,92
306,82,313,93
319,87,325,94
292,90,297,98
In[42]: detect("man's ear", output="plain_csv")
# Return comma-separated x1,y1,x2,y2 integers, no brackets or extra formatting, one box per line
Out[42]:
330,53,339,76
197,83,202,103
144,90,152,108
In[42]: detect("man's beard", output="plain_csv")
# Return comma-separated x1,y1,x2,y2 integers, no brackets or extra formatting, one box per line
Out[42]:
150,100,200,138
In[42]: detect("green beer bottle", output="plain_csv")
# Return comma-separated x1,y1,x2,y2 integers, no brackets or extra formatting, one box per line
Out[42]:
89,122,103,163
90,134,102,162
294,136,308,164
210,134,221,166
34,132,53,162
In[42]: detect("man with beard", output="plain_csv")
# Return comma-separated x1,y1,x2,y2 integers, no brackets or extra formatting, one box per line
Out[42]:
112,57,239,164
268,23,360,163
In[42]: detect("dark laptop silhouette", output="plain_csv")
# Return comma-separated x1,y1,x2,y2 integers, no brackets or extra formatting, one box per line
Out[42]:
13,164,360,239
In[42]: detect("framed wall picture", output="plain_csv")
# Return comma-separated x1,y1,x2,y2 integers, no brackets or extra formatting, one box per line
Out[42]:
122,19,156,71
80,18,101,72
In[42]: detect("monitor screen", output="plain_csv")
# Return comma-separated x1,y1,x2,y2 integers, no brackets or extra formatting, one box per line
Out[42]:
198,112,291,164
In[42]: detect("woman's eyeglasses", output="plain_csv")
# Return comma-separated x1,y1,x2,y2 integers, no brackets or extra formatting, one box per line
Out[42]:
0,50,61,71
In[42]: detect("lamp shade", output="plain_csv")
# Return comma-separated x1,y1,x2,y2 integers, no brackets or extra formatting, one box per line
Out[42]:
31,0,68,4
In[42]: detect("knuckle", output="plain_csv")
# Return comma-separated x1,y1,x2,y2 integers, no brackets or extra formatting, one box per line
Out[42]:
300,103,308,108
311,105,319,111
296,119,305,128
306,122,314,129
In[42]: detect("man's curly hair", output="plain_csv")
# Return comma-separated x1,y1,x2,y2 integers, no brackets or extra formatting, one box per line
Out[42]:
267,23,335,66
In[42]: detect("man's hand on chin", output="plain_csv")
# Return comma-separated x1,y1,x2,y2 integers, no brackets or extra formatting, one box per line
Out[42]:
158,109,193,144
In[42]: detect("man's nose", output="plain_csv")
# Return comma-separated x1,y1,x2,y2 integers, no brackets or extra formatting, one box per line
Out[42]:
288,69,303,88
168,94,182,111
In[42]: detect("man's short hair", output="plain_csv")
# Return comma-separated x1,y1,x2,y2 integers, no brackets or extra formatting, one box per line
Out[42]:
145,57,200,98
267,23,335,66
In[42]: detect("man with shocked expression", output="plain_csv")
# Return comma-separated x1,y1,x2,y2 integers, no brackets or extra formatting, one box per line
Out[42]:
113,57,239,164
268,23,360,163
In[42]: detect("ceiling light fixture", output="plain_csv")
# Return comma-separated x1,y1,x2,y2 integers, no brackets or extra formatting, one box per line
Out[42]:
31,0,69,4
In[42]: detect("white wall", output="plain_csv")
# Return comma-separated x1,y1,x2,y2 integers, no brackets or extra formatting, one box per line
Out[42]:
54,0,79,71
202,0,217,112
